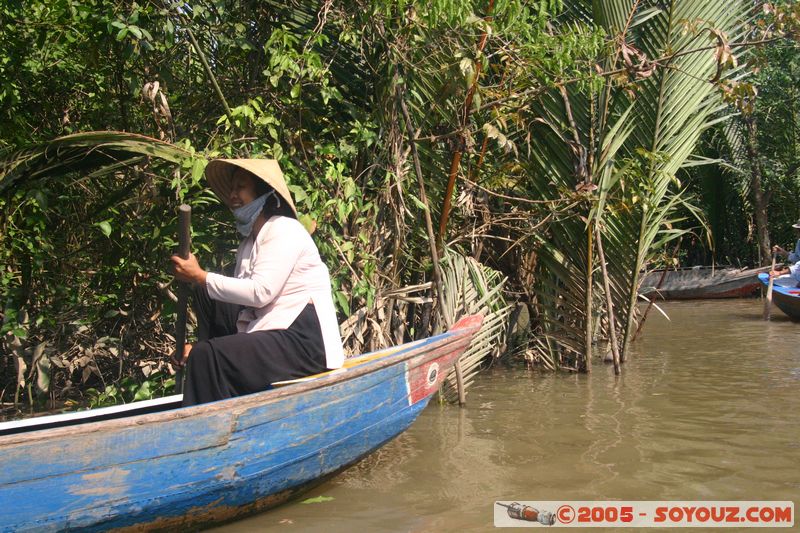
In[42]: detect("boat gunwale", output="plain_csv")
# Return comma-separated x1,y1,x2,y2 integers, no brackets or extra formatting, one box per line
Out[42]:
643,265,767,275
758,273,800,293
640,266,769,287
0,317,481,446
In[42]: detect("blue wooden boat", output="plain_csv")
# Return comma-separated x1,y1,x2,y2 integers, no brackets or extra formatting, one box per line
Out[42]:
758,273,800,320
0,315,483,531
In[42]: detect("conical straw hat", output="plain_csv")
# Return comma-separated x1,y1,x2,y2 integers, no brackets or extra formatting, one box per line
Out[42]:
205,159,297,217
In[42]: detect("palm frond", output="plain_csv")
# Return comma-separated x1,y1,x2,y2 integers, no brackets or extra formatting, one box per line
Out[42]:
437,249,511,402
520,0,751,368
597,0,751,357
720,119,753,203
0,131,199,194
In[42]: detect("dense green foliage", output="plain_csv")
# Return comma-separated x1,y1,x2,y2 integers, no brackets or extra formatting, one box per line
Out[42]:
678,0,800,266
1,0,797,414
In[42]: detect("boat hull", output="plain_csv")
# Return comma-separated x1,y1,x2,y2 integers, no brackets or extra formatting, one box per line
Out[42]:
758,273,800,320
640,266,766,300
0,316,482,531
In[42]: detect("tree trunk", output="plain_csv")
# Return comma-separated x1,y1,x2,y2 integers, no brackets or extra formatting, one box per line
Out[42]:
744,116,771,265
437,0,495,247
581,222,593,372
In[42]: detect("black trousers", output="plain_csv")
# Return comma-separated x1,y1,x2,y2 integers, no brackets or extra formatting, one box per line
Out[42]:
182,286,328,406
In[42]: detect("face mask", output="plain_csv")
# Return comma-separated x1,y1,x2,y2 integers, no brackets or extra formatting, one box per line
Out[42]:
232,192,269,237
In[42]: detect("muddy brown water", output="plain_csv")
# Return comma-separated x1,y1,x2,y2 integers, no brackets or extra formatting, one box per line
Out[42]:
215,299,800,532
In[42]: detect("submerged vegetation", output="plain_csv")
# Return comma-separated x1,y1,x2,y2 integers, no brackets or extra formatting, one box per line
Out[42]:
1,0,799,414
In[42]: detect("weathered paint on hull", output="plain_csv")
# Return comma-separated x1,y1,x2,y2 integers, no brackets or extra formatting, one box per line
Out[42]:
0,316,482,532
656,279,761,300
759,274,800,320
641,267,766,300
102,401,430,533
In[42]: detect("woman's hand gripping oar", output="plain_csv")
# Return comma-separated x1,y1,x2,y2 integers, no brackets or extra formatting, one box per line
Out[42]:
173,205,192,393
763,249,777,321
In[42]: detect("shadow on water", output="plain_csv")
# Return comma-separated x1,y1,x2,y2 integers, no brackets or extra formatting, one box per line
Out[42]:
216,298,800,532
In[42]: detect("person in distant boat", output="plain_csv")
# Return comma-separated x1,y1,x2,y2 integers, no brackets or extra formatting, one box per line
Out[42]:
772,219,800,263
170,159,344,406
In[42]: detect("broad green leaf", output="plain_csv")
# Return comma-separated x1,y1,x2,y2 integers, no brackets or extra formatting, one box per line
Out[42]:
298,214,316,234
133,381,152,401
97,221,112,237
334,291,350,315
288,185,307,203
300,496,334,505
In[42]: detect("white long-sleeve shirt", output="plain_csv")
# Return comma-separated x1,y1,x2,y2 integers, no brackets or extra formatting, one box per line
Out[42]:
205,215,344,369
789,261,800,283
789,239,800,263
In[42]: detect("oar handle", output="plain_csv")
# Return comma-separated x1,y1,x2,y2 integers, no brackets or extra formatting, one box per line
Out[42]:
764,251,777,321
174,204,192,393
177,204,192,260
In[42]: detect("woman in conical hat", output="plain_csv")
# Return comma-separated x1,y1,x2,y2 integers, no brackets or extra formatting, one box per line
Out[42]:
171,159,344,406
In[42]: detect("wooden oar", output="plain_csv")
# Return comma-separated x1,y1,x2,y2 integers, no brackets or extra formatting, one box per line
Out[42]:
763,251,777,321
174,204,192,393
